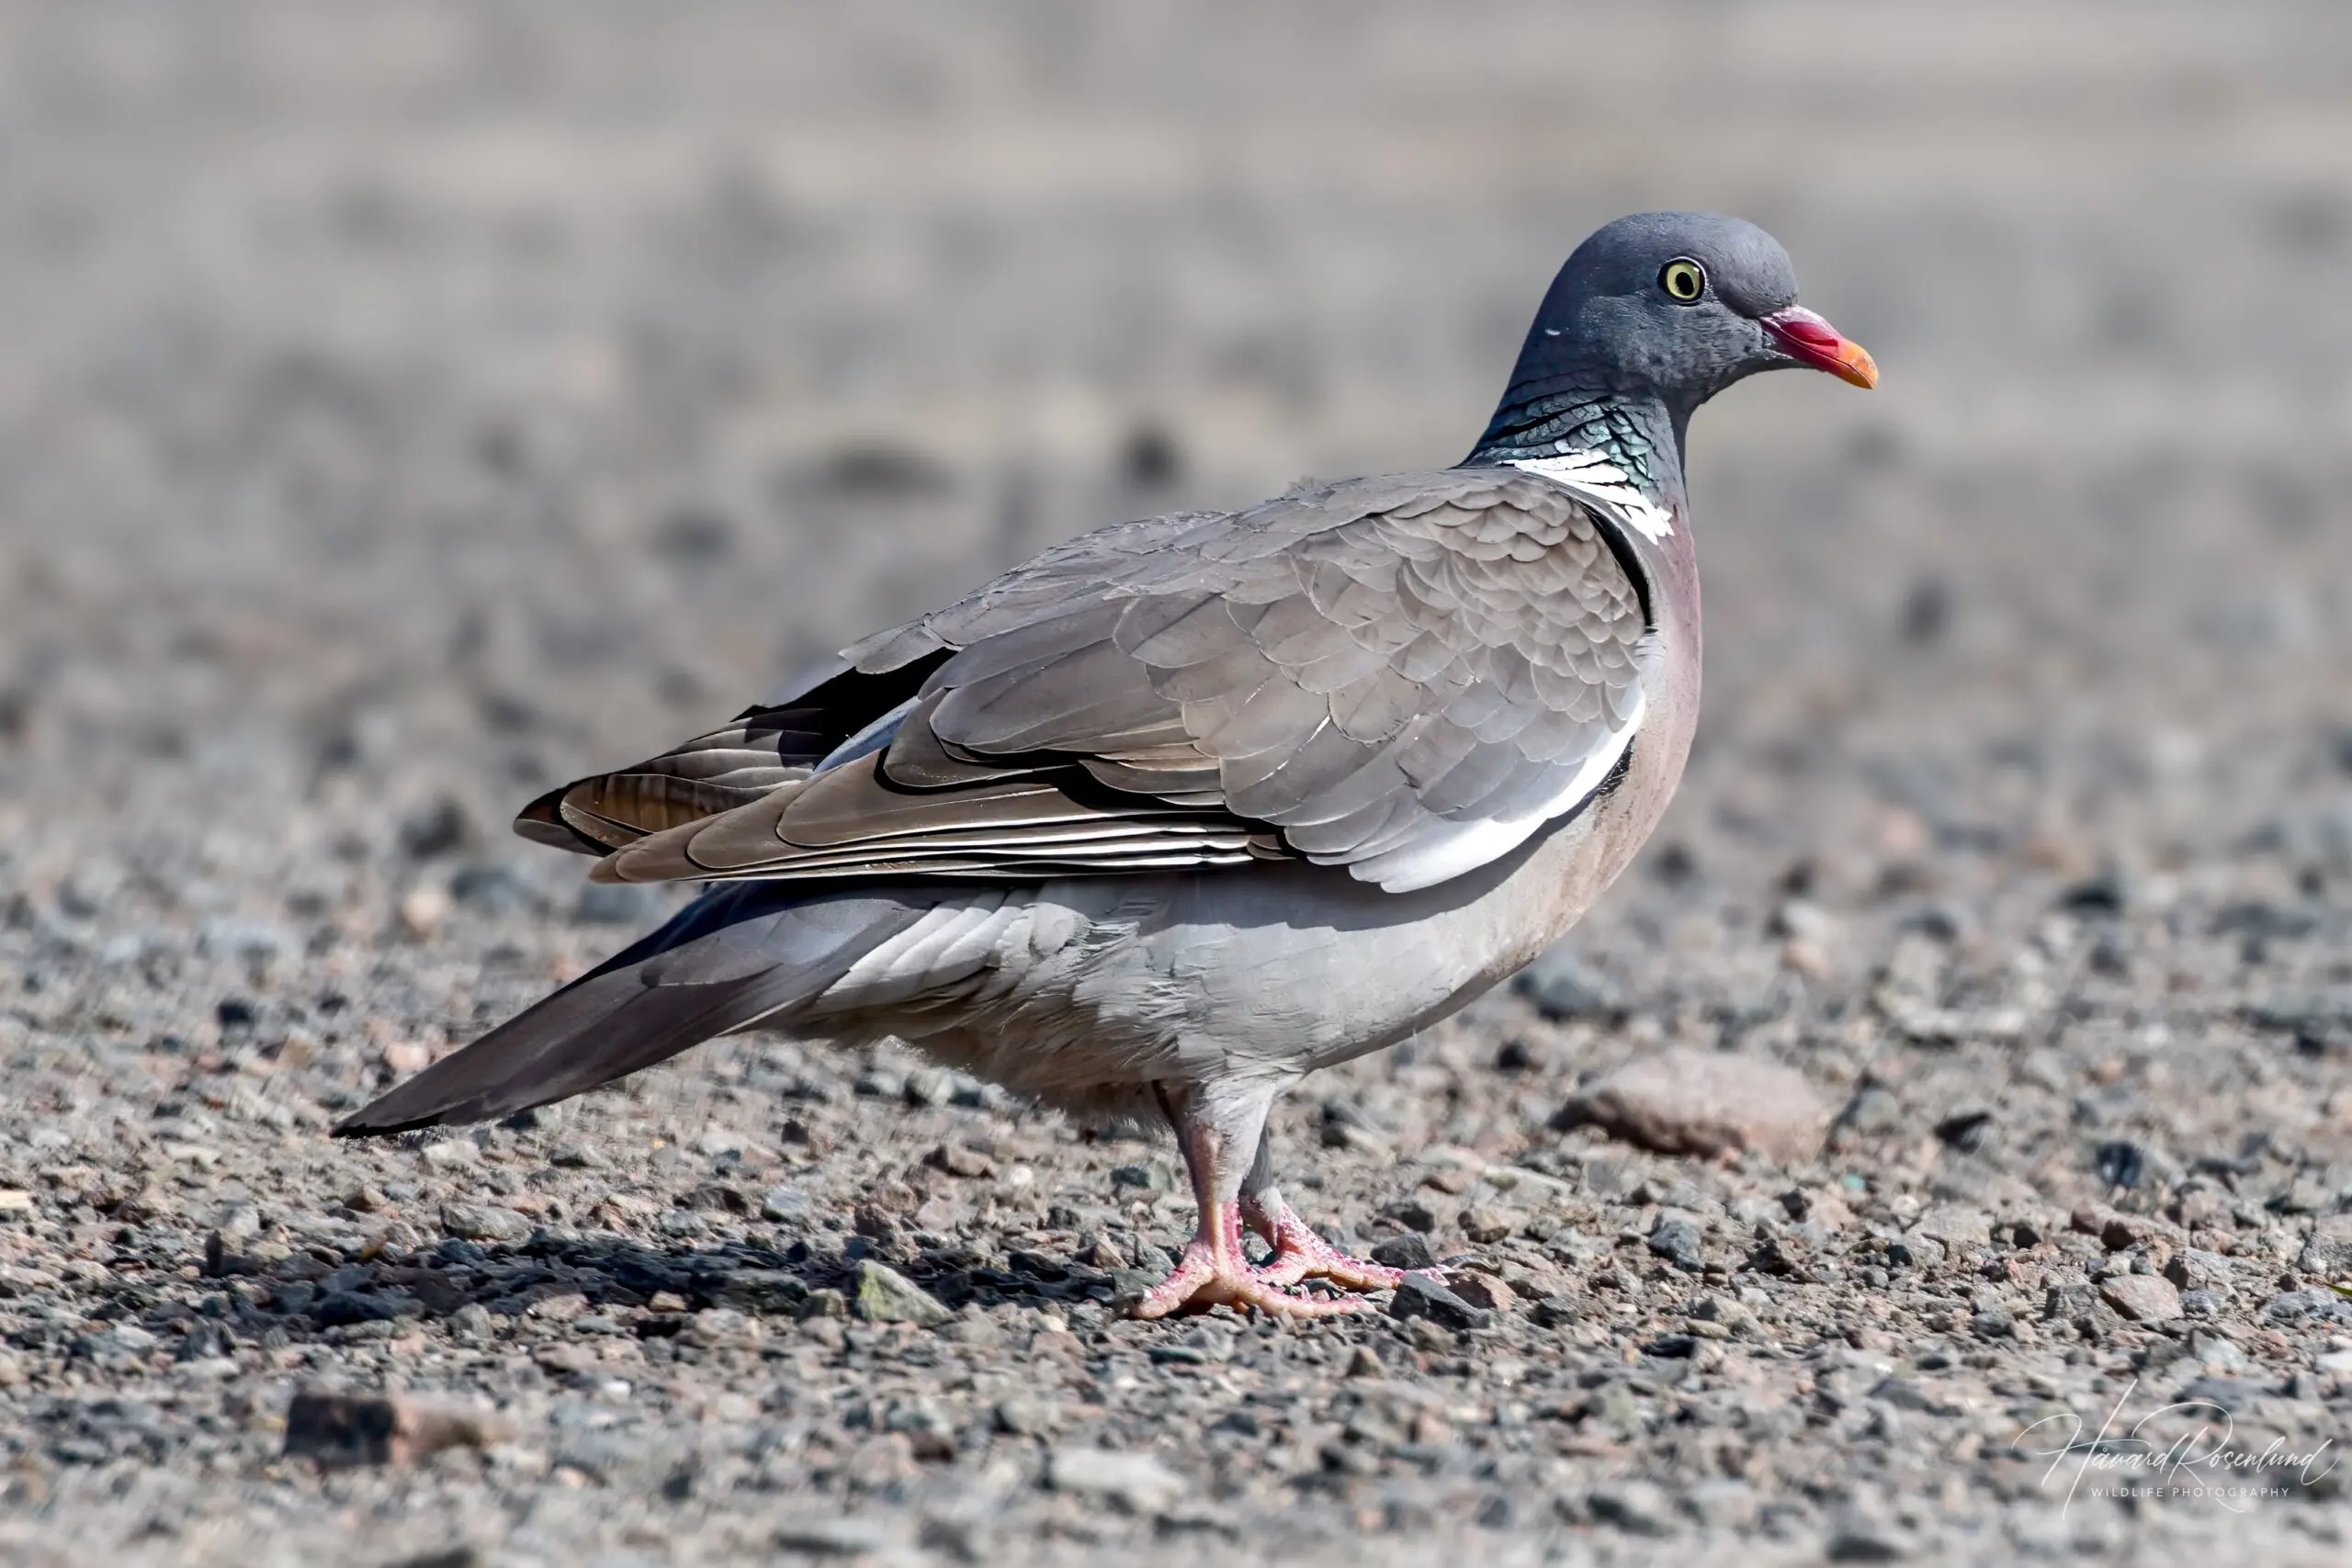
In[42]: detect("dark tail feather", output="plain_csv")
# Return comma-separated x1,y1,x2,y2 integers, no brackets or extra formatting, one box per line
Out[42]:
332,885,918,1136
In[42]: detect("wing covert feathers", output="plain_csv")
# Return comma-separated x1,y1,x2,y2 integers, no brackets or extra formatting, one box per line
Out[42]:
529,471,1655,895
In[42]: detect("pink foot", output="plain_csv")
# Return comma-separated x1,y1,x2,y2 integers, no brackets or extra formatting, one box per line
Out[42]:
1248,1199,1411,1292
1132,1203,1364,1321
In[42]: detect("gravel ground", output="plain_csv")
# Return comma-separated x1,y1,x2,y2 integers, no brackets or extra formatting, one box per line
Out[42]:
3,4,2352,1563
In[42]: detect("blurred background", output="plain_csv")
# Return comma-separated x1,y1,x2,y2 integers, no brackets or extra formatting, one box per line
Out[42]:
0,0,2347,1056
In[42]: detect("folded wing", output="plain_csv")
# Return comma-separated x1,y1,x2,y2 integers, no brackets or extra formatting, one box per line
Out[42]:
536,471,1656,897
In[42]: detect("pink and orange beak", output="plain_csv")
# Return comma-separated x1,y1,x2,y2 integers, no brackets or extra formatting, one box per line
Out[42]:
1762,305,1878,389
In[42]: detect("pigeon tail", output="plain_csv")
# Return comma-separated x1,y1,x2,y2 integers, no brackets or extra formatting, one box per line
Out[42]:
333,885,922,1136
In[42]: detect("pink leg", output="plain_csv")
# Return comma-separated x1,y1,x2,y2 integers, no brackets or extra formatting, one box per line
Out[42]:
1238,1128,1415,1291
1133,1198,1359,1320
1243,1195,1409,1292
1131,1083,1363,1321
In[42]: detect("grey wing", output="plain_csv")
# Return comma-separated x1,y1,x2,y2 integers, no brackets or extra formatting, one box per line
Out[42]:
514,511,1229,854
586,469,1654,897
512,658,917,853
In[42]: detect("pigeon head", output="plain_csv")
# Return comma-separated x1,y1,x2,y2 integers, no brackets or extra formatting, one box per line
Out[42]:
1530,211,1877,400
1471,211,1875,494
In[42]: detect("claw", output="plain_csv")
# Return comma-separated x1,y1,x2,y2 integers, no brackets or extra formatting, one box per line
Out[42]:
1130,1203,1365,1320
1132,1239,1363,1320
1247,1198,1408,1292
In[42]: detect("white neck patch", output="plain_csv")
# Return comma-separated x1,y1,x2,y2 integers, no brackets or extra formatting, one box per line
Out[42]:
1505,450,1675,544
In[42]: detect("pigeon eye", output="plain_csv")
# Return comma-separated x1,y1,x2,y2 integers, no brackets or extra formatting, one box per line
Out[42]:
1659,258,1706,304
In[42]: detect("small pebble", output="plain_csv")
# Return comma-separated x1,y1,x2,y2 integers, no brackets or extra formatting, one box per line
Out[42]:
854,1261,949,1326
1647,1217,1705,1273
440,1204,531,1244
1045,1447,1189,1514
926,1143,994,1179
1563,1047,1831,1163
282,1390,510,1467
1388,1272,1489,1333
2100,1274,2185,1324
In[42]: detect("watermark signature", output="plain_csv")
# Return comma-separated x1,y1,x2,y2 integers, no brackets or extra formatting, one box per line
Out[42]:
2017,1378,2336,1516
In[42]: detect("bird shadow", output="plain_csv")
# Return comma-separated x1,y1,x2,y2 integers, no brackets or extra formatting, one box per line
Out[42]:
197,1227,1119,1350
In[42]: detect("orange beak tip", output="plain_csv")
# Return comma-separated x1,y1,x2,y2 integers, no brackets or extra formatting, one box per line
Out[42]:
1836,341,1880,390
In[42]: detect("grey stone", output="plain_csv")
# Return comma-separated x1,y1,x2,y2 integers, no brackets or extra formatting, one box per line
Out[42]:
398,797,476,859
902,1066,955,1106
703,1269,809,1314
993,1397,1061,1437
2245,988,2352,1054
773,1517,898,1557
682,1307,761,1348
2043,1280,2098,1322
853,1260,949,1326
853,1068,905,1100
1890,1004,2030,1046
1747,1232,1814,1279
1681,1478,1759,1530
1562,1046,1830,1163
175,1321,233,1362
1647,1217,1705,1272
1401,1317,1458,1353
439,1203,531,1244
447,1303,495,1338
1838,1086,1905,1137
1869,1377,1964,1416
1909,1203,1992,1251
950,1076,1014,1111
418,1136,478,1171
2165,1248,2236,1292
1386,1272,1489,1332
2174,1376,2263,1414
1691,1294,1759,1335
2264,1289,2352,1325
2099,1273,2184,1324
448,862,535,914
551,1430,677,1487
75,1325,159,1367
1826,1505,1916,1562
56,863,123,919
1109,1158,1179,1193
1381,1197,1440,1233
197,919,292,963
1588,1481,1677,1535
2296,1213,2352,1277
1367,1233,1436,1271
760,1184,814,1223
1970,1308,2014,1339
926,1142,993,1179
311,1290,419,1327
283,1390,509,1468
1513,945,1620,1020
1045,1446,1190,1514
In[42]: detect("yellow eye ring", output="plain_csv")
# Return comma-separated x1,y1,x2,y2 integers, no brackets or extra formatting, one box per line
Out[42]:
1659,258,1706,304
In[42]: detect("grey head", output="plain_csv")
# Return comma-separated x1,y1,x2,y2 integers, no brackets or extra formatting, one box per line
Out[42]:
1469,211,1875,498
